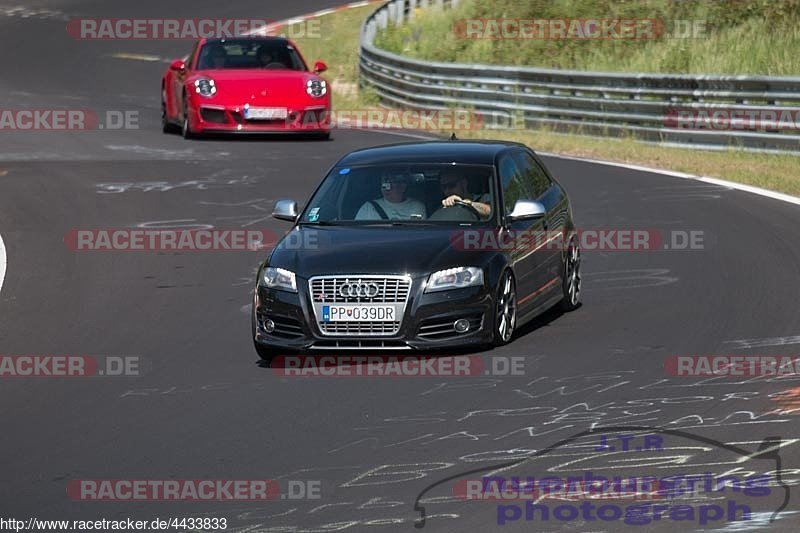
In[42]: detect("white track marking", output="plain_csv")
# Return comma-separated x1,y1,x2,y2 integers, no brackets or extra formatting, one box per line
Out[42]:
109,53,165,62
0,232,6,296
540,152,800,207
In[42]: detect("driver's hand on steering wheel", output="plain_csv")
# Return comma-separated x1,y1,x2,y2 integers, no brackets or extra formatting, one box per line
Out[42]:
442,194,467,207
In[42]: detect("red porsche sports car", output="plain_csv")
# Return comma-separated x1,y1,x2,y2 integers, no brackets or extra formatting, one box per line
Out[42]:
161,37,331,139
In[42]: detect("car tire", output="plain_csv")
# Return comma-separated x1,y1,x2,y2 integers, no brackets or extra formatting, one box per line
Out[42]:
560,236,582,312
181,95,195,140
161,91,178,134
492,270,517,346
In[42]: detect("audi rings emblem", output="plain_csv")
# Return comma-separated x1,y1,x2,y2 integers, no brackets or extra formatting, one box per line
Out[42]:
339,282,380,298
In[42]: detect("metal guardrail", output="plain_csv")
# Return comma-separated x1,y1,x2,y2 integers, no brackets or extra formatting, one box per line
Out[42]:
359,0,800,152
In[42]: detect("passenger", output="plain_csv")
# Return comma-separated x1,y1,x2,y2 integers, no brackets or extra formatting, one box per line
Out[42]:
202,44,227,69
355,171,426,220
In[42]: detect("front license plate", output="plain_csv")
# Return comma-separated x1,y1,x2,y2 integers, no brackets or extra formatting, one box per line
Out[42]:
322,305,396,322
244,107,288,120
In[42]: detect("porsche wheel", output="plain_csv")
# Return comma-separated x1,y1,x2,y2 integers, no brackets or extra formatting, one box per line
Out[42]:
161,88,178,134
181,95,195,140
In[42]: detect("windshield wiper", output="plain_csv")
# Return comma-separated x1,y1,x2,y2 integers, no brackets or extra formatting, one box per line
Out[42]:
357,221,436,227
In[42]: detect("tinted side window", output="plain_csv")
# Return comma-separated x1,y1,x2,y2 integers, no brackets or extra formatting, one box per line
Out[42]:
513,151,552,198
498,155,532,215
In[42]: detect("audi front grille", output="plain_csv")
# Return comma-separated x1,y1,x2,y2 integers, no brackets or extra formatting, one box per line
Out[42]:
308,275,412,336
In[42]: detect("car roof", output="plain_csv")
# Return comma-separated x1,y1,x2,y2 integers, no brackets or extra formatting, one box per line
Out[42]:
202,36,291,46
336,140,530,166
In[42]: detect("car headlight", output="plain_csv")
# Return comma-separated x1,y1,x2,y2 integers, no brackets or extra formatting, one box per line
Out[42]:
425,267,484,293
194,78,216,98
306,79,327,98
260,267,297,292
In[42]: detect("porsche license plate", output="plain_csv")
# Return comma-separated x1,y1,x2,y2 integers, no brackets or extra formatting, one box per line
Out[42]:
244,107,288,120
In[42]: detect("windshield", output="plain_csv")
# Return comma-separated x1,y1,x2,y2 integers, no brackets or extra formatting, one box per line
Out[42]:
196,39,307,71
300,164,497,225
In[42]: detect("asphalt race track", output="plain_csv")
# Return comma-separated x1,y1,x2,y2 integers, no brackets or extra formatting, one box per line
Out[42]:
1,1,800,532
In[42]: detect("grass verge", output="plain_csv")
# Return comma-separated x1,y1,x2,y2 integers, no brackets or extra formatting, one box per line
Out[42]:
375,0,800,75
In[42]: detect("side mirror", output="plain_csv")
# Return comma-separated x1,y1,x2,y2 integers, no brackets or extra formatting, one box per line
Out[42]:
170,59,186,72
507,200,546,222
273,200,299,222
313,60,328,74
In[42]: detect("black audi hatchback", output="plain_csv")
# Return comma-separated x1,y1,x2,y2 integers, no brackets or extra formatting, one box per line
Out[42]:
252,140,581,358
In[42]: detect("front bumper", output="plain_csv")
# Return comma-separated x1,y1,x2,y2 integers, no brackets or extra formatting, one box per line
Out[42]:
192,104,330,134
254,275,494,351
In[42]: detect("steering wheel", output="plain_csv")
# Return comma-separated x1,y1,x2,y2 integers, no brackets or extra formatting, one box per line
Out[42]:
264,62,286,69
449,199,481,220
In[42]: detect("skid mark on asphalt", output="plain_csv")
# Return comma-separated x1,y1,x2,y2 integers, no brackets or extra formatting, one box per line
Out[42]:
0,5,67,20
581,269,678,290
95,173,255,194
771,387,800,415
103,145,201,158
724,336,800,349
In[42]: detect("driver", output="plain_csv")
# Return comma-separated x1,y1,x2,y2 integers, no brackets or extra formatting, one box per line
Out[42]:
439,167,492,218
355,170,425,220
257,46,285,68
204,44,227,69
